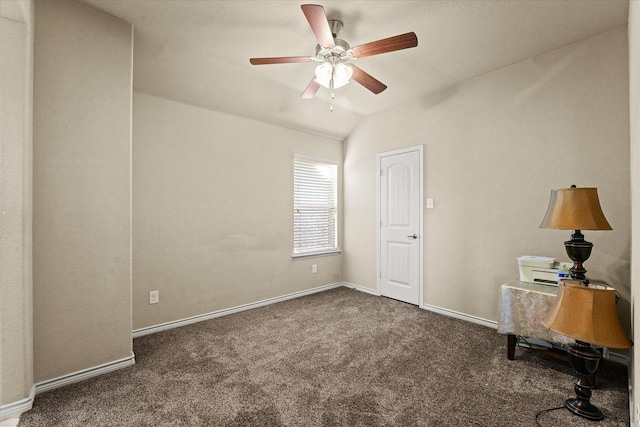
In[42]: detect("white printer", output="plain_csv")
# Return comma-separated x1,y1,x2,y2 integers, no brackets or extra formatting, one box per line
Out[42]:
517,256,572,286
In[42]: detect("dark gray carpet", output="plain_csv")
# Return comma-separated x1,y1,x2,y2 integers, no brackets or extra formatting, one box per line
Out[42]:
19,287,629,426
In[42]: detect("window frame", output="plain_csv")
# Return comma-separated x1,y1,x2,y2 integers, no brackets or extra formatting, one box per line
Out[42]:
292,154,340,259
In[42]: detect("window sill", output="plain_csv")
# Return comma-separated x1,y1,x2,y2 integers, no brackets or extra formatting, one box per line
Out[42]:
292,249,342,260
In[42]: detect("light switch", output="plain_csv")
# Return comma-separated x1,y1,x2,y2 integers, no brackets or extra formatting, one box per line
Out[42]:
426,198,434,209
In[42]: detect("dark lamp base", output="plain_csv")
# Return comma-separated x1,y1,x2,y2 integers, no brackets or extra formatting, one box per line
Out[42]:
565,398,603,421
564,341,604,421
564,230,593,282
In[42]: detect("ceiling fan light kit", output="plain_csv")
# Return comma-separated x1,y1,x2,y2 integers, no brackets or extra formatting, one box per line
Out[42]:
249,4,418,108
315,62,352,90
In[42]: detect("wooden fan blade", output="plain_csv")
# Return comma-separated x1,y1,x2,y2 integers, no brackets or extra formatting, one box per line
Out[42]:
301,78,321,99
351,65,387,94
250,56,313,65
350,32,418,59
301,4,334,48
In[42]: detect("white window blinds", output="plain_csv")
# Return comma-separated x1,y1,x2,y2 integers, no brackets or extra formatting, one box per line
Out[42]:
293,156,338,256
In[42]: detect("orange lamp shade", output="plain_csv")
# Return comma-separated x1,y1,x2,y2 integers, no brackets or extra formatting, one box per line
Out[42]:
542,281,631,349
539,187,612,231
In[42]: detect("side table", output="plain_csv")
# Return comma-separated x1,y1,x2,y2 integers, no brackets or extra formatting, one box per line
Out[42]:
498,280,573,360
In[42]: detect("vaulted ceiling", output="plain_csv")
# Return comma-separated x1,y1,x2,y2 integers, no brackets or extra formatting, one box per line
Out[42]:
82,0,628,140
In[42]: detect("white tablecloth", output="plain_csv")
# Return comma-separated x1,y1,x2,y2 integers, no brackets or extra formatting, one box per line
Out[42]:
497,280,573,345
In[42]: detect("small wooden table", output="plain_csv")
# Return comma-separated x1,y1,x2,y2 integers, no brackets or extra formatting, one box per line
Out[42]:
497,280,573,360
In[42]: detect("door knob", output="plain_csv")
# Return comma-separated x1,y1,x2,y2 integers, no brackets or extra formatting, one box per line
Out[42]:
407,234,418,239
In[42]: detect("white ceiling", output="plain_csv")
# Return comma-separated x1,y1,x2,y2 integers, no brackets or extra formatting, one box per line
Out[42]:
82,0,628,140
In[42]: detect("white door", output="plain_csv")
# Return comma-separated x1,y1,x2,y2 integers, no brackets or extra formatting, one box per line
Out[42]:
378,147,423,305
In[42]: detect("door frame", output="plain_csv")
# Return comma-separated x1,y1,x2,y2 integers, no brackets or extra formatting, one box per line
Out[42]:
376,145,424,305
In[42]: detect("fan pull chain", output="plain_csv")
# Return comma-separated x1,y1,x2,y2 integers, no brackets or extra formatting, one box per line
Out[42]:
329,62,335,112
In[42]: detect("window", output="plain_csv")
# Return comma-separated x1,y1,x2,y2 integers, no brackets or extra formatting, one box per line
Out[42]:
293,155,339,258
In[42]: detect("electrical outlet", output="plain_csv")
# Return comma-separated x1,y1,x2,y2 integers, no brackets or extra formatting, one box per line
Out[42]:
635,403,640,424
312,264,317,273
149,290,159,304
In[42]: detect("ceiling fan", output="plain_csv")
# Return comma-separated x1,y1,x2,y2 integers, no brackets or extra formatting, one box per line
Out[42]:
250,4,418,103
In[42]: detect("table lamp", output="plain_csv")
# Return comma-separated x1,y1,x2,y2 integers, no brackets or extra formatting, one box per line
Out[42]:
539,186,612,282
543,281,632,420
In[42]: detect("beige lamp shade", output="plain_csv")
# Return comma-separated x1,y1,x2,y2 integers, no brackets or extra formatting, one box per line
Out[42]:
539,187,612,231
542,281,631,349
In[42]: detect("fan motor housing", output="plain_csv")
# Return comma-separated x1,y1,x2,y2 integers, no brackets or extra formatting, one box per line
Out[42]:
316,38,351,63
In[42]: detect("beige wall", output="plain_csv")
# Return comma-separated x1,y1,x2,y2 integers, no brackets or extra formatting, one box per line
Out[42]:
1,0,34,407
629,1,639,423
132,93,342,330
33,0,133,382
344,28,631,327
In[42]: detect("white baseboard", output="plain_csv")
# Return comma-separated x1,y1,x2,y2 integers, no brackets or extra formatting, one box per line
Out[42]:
344,282,498,330
1,354,135,420
133,282,345,338
421,302,498,329
0,386,34,421
3,283,349,420
341,281,380,296
133,282,501,341
421,303,631,366
35,354,135,395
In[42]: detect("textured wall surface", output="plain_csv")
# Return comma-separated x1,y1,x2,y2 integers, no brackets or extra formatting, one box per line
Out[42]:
0,0,34,406
344,28,630,326
132,93,343,330
629,2,639,424
33,0,133,382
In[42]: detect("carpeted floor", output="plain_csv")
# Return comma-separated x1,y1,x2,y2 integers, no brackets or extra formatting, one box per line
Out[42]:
19,287,629,426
